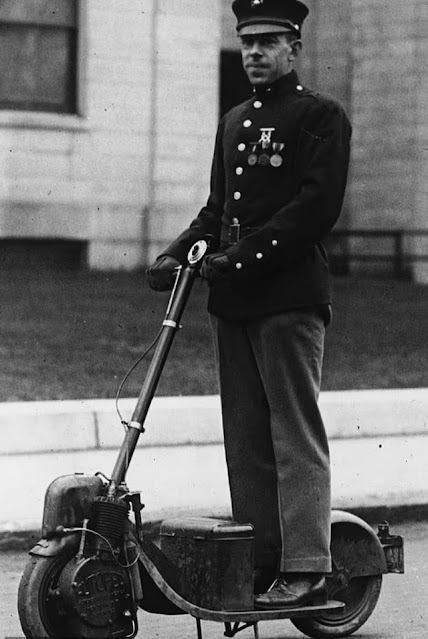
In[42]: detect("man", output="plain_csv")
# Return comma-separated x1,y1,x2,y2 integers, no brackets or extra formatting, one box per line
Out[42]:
148,0,351,609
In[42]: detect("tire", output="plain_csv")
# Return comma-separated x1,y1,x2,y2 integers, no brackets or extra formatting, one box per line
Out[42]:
291,573,382,638
18,553,74,639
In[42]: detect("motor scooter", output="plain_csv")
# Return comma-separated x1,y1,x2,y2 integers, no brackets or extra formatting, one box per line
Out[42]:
18,240,404,639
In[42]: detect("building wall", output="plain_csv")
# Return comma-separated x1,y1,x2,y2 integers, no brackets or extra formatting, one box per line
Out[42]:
147,0,221,264
0,0,221,269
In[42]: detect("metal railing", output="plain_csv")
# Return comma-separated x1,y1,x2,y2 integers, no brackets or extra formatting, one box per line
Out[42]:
327,229,428,277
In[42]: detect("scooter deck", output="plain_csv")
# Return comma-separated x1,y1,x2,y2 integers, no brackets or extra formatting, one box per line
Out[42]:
138,546,345,622
202,600,344,622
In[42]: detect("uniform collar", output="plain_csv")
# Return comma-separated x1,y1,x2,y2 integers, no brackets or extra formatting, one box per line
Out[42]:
253,70,300,98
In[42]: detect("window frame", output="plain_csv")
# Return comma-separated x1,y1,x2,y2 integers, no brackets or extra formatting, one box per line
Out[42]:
0,1,88,131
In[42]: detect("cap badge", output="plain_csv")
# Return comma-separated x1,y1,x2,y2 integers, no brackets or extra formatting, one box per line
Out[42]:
251,0,264,6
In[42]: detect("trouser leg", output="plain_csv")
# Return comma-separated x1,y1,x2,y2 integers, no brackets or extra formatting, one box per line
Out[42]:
214,317,282,568
248,311,331,573
216,311,331,574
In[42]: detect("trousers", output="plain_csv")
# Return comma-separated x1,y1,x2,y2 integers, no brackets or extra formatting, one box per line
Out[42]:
214,310,332,573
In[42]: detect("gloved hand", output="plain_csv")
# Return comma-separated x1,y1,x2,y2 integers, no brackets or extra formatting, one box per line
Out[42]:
146,255,181,291
200,252,230,283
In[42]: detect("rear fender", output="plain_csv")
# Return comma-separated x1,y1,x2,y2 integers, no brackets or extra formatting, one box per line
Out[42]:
331,509,388,576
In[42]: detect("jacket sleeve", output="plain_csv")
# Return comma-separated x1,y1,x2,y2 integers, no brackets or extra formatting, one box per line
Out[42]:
161,118,226,263
224,99,352,277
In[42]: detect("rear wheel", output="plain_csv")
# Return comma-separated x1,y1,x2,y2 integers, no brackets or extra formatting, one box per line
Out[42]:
291,520,384,638
291,573,382,638
18,553,73,638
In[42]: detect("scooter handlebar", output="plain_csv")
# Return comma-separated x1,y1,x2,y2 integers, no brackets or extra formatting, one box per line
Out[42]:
186,238,211,267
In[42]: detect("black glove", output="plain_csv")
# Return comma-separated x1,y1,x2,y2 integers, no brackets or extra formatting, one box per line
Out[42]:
146,255,181,291
200,252,230,283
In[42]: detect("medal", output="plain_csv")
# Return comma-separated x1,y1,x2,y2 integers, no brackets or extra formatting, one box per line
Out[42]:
258,153,270,166
270,154,283,167
259,127,275,149
248,153,258,166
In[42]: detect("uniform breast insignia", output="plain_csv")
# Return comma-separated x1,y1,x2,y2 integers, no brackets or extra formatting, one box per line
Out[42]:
270,143,285,167
247,128,285,168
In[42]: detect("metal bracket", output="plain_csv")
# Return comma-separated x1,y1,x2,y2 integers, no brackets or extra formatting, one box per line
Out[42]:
195,619,259,639
224,621,259,638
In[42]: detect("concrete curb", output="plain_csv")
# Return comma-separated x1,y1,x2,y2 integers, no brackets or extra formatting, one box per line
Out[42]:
1,388,427,455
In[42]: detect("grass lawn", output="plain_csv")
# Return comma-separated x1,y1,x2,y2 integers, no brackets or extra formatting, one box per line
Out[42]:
1,265,427,402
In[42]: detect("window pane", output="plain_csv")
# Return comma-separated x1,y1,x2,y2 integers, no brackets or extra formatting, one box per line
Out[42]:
0,0,76,26
0,25,76,112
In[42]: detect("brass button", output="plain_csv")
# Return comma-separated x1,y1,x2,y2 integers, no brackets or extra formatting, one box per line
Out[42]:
238,143,246,151
256,252,263,259
236,167,244,175
234,191,242,200
236,262,243,270
272,240,278,246
296,85,303,91
253,100,262,109
243,119,252,128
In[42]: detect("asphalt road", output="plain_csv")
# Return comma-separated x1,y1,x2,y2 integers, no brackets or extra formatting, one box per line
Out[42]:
1,520,427,639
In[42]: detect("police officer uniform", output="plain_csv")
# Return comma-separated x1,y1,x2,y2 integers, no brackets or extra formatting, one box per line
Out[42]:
148,0,352,607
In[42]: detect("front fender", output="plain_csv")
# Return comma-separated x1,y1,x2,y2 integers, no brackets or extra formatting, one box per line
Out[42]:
331,509,388,576
29,534,79,558
42,473,104,538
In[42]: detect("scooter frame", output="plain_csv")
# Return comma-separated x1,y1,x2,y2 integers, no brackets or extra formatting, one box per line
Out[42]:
21,240,404,639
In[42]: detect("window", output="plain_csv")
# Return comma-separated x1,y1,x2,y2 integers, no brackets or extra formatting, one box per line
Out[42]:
0,0,78,114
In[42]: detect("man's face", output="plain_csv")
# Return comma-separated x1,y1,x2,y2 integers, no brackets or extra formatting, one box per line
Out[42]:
240,33,300,87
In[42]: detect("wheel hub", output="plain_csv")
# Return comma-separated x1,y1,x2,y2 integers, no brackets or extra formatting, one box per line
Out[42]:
59,556,134,636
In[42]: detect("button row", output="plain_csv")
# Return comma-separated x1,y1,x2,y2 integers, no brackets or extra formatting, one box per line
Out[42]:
234,240,279,270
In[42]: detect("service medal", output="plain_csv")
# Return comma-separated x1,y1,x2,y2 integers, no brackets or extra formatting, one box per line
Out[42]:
270,154,283,167
248,153,258,166
258,153,270,166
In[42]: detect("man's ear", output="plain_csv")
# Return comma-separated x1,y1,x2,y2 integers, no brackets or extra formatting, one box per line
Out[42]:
289,39,302,60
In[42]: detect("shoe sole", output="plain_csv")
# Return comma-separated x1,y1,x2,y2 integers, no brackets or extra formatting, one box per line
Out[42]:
254,591,328,610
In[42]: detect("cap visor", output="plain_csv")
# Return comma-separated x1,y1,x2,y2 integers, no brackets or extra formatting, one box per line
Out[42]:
238,23,295,36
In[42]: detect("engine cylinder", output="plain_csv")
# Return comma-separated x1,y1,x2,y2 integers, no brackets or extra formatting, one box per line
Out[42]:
91,496,128,548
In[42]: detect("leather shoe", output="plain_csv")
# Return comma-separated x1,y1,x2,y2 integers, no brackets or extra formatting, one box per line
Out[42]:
254,574,327,609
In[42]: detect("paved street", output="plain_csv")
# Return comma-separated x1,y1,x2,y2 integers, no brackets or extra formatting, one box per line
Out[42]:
1,520,427,638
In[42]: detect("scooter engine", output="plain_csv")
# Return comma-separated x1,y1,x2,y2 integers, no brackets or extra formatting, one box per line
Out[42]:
58,555,134,638
54,495,136,638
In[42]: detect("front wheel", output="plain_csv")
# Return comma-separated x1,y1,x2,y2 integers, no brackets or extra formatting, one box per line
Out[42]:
291,573,382,638
18,553,73,638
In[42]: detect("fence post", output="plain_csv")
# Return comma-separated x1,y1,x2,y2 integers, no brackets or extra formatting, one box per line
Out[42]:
393,232,404,278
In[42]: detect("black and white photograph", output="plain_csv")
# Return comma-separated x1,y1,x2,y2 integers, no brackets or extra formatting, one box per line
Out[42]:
0,1,427,638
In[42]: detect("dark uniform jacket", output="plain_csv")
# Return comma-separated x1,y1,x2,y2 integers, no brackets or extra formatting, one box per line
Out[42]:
164,70,352,321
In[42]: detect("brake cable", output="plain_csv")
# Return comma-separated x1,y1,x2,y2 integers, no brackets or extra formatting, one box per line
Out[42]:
114,267,183,428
